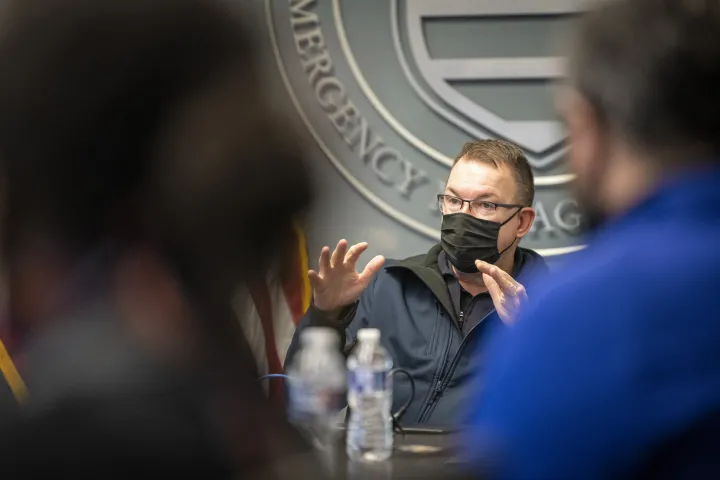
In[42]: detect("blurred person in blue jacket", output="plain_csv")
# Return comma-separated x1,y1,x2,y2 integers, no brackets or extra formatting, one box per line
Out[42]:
462,0,720,478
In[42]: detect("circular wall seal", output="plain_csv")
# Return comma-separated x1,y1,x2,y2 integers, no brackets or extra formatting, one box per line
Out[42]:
266,0,587,256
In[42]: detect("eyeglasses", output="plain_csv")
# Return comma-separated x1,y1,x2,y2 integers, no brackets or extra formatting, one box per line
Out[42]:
437,194,524,216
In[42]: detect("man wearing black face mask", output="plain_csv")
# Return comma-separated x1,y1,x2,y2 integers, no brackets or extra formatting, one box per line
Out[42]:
286,139,548,427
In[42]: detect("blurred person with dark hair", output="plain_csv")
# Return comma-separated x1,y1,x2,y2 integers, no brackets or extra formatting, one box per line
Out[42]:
0,0,323,477
462,0,720,478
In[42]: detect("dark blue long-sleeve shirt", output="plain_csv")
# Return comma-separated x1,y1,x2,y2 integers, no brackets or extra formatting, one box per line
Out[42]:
463,166,720,479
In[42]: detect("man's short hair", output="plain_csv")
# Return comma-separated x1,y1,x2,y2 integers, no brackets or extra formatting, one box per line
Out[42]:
453,139,535,206
569,0,720,163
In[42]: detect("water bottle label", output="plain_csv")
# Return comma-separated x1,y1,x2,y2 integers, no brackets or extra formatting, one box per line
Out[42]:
287,382,344,420
349,369,388,394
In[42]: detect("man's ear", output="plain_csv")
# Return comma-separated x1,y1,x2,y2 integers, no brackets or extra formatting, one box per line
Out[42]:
516,207,536,239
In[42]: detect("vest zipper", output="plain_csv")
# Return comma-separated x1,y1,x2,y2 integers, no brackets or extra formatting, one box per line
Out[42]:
441,310,495,390
415,319,453,423
417,308,496,423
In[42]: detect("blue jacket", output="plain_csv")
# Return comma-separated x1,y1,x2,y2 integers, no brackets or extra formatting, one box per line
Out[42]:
463,166,720,479
286,244,547,426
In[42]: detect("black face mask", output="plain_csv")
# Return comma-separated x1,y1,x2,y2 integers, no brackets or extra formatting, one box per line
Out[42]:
440,210,521,274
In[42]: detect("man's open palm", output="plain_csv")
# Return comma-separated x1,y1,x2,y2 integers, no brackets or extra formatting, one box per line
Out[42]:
309,239,385,312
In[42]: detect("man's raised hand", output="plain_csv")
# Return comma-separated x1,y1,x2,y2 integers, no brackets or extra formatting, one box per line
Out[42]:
475,260,529,325
309,239,385,312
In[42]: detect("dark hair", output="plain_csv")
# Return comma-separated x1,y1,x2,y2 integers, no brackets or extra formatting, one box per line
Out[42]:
0,0,312,276
453,139,535,206
569,0,720,162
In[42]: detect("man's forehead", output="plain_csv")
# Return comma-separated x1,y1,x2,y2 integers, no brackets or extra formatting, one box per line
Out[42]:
446,184,501,201
446,159,517,199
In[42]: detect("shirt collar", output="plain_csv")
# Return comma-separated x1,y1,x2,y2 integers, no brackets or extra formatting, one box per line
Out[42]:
437,249,455,278
437,247,524,279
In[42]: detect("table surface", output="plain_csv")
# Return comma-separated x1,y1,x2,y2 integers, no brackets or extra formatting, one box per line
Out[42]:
330,428,472,479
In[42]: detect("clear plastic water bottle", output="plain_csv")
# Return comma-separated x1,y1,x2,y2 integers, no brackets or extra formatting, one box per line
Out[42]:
286,327,346,471
346,328,394,462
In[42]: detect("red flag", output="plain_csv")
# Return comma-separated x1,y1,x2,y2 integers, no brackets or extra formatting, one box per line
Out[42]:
236,225,311,402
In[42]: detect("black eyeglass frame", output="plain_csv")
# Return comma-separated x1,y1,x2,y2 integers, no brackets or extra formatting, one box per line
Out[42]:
437,194,525,214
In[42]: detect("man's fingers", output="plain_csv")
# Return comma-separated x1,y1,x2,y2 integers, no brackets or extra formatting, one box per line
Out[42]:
475,260,519,293
308,269,321,288
516,284,528,302
474,260,496,277
344,242,369,267
318,246,331,275
331,239,348,268
482,273,504,304
512,294,523,310
479,267,527,326
359,255,385,286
